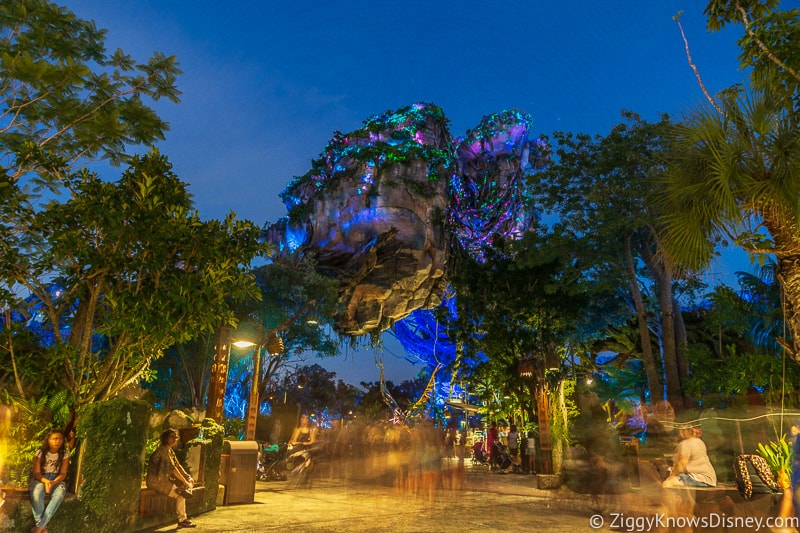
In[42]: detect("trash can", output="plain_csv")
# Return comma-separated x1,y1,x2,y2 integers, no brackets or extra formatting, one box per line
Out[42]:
219,440,259,504
619,435,640,487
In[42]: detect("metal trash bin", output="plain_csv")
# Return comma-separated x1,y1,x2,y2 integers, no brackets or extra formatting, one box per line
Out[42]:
219,440,259,504
619,435,640,487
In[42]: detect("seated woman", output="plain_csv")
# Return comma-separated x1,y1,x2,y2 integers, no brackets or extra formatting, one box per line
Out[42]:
146,429,197,529
662,425,717,488
29,429,70,533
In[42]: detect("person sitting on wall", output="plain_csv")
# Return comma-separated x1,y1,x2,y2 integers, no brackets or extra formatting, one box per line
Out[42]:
146,428,197,529
29,429,70,533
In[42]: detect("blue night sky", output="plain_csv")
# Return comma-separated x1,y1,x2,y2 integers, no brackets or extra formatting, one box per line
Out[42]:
64,1,783,385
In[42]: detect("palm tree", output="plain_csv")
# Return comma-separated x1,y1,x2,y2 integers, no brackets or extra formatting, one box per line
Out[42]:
658,86,800,362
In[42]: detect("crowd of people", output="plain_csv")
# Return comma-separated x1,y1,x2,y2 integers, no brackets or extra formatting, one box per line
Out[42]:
28,409,800,532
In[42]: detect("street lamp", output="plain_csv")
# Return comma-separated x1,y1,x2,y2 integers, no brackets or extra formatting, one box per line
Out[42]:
242,328,284,441
206,300,316,438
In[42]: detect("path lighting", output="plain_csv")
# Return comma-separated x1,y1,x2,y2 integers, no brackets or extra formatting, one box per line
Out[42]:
205,300,315,438
241,328,285,441
518,357,535,377
233,340,256,348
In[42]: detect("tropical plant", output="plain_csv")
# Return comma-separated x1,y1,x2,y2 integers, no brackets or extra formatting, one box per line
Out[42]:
3,152,267,407
757,435,792,486
659,86,800,365
704,0,800,105
2,390,74,486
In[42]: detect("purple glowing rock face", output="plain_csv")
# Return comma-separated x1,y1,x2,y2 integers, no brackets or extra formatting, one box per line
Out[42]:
266,103,545,336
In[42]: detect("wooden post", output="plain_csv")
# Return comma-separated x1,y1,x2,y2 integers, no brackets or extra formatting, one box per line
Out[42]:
536,382,553,475
206,326,231,423
245,342,262,441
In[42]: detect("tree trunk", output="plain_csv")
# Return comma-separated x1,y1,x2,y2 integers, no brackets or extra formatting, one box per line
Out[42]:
673,295,691,406
673,296,690,381
624,234,663,403
640,241,684,411
762,208,800,364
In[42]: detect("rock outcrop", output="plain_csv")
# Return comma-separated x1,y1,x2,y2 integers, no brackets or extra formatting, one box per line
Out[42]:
268,103,451,336
266,103,544,337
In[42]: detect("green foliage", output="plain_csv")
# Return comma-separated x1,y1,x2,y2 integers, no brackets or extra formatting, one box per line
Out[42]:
528,112,689,402
0,0,181,183
683,261,799,408
0,3,268,408
210,253,343,415
1,391,75,486
659,86,800,271
757,435,792,481
550,379,579,448
221,416,245,439
704,1,800,105
77,398,151,532
4,151,268,407
447,228,616,386
685,343,800,407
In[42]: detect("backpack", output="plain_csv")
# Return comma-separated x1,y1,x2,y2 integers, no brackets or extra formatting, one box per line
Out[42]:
733,454,781,499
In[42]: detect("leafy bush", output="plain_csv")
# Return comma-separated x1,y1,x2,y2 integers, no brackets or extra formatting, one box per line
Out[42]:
757,435,792,488
1,391,75,486
78,398,151,532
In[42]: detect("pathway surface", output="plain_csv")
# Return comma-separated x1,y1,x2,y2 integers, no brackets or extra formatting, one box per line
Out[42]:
140,462,661,533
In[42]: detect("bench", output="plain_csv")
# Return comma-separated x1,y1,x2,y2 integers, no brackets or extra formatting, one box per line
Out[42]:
635,460,785,531
139,484,206,518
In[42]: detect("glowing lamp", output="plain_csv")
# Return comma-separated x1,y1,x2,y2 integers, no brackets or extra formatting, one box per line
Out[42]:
233,340,256,348
518,357,535,378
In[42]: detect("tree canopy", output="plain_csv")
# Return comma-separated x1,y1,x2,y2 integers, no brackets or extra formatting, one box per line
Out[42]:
0,2,268,410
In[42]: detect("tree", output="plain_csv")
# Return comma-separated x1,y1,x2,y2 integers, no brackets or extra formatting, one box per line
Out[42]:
528,113,693,408
1,152,267,407
446,229,612,432
0,0,181,185
682,264,800,407
246,254,342,409
659,86,800,363
704,0,800,105
0,1,191,407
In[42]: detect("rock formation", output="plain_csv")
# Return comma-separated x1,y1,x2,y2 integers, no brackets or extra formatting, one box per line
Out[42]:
266,103,544,337
267,103,451,336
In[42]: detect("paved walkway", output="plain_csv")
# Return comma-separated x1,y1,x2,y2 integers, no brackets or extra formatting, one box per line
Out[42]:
140,461,665,533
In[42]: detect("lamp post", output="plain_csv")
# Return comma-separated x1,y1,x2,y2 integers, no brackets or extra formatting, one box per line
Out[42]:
238,329,284,441
205,299,316,439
